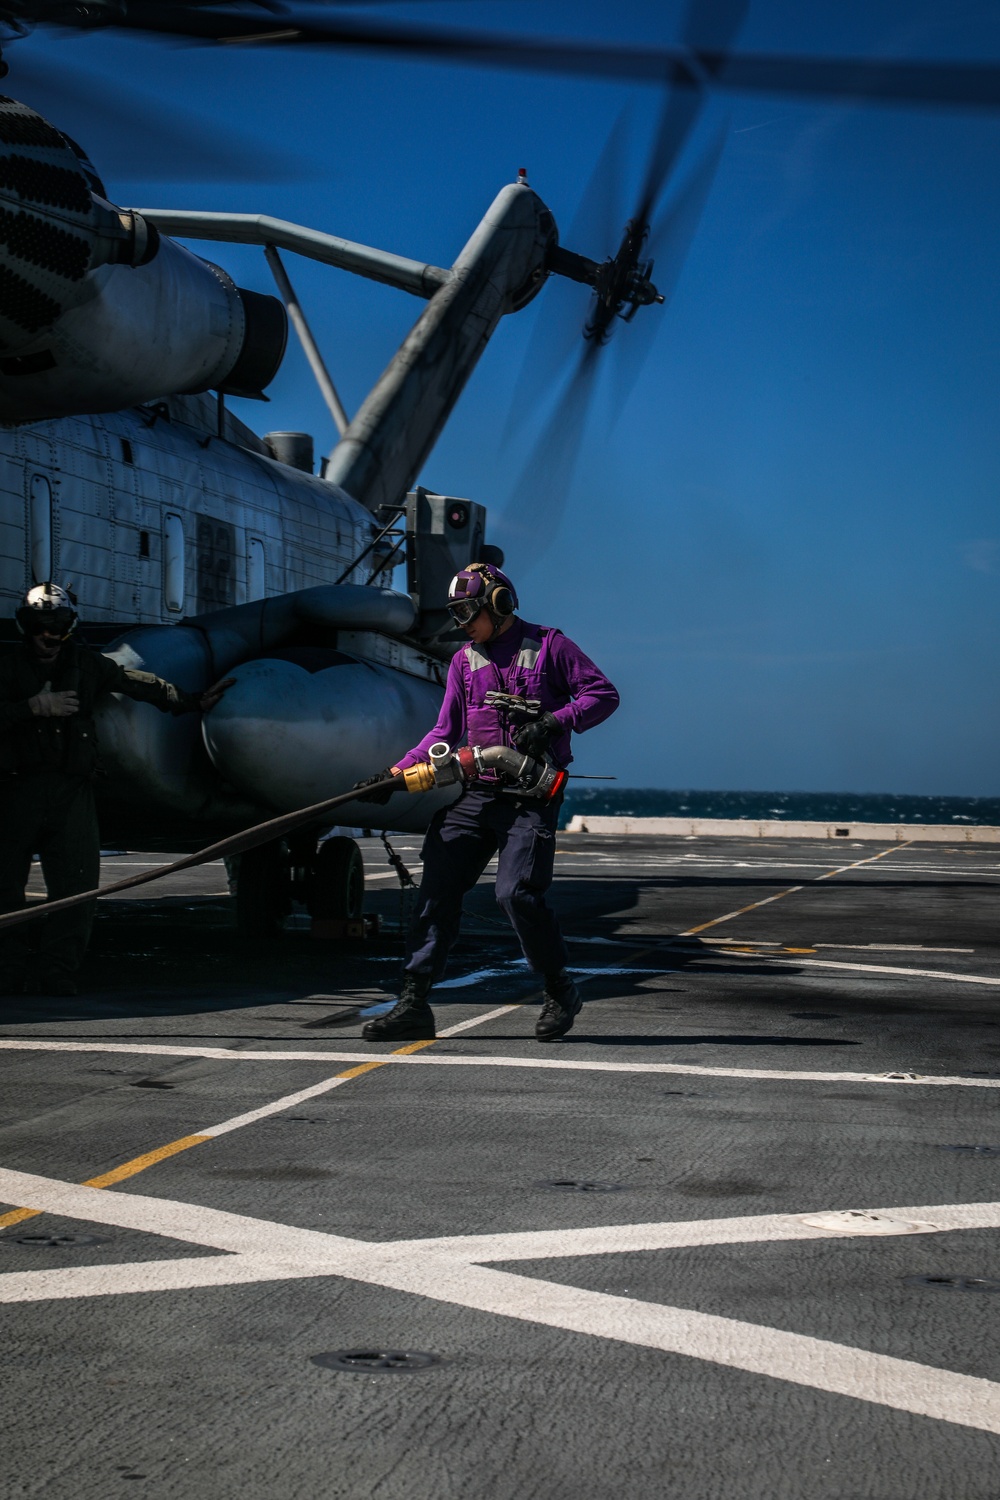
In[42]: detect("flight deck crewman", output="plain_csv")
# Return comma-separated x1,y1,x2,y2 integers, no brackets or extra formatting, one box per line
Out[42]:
0,583,232,997
355,562,619,1044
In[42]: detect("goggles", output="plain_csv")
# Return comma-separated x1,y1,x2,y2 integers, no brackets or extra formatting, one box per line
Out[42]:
21,610,75,637
448,598,484,627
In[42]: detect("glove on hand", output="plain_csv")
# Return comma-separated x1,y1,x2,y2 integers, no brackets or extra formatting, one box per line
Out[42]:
513,711,561,759
29,690,79,719
353,768,402,805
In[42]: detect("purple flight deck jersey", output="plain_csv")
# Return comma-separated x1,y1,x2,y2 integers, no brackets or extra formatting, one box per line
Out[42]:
396,617,619,771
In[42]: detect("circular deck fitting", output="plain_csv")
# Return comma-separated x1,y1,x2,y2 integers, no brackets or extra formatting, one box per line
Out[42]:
311,1350,443,1374
799,1210,937,1236
12,1233,108,1249
538,1179,623,1193
904,1275,1000,1294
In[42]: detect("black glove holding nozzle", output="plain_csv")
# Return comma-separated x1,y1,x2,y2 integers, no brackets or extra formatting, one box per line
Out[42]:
512,711,561,759
352,768,403,805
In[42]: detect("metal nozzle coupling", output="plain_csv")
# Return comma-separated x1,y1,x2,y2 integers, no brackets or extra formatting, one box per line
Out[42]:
401,762,436,793
404,741,567,802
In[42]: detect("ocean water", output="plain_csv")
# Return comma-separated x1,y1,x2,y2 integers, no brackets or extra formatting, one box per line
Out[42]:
559,787,1000,829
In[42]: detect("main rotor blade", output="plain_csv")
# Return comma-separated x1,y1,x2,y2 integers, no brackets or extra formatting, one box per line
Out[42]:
7,50,302,181
83,10,1000,113
496,338,603,565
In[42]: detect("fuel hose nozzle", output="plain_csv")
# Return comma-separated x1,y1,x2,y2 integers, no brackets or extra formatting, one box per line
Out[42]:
400,742,568,802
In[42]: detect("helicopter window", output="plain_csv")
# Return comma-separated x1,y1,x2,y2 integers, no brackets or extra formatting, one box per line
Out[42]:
248,537,266,601
138,531,150,559
163,512,185,613
196,518,235,612
29,475,52,585
120,438,134,466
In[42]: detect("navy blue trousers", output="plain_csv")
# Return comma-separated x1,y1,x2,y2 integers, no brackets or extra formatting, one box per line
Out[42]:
0,774,100,981
405,786,568,983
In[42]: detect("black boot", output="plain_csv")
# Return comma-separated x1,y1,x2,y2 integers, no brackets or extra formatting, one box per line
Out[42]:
535,970,582,1042
362,974,435,1042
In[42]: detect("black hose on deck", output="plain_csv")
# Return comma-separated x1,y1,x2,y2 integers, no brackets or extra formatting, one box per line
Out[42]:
0,775,399,933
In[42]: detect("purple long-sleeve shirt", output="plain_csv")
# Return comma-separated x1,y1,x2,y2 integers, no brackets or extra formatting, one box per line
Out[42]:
395,616,619,771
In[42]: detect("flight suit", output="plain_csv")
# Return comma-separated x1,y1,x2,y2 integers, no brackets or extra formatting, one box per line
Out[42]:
396,617,619,985
0,639,200,989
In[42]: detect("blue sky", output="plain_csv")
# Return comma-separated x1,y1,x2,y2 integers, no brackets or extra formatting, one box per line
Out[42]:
12,1,1000,793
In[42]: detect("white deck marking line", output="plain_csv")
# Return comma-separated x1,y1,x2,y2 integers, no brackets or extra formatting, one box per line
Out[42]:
570,935,977,954
0,1037,997,1088
198,1071,380,1137
681,842,911,936
810,944,974,953
397,1200,1000,1261
743,954,1000,986
197,1004,524,1137
437,1005,521,1037
3,1173,1000,1433
4,1256,1000,1436
0,1004,521,1235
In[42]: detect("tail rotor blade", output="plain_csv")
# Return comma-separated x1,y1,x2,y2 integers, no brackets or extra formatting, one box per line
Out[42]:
613,124,727,417
633,85,704,234
496,339,603,565
631,0,746,229
502,110,626,446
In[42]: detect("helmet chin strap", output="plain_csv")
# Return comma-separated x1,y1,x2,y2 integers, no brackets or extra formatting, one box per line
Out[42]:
485,608,515,642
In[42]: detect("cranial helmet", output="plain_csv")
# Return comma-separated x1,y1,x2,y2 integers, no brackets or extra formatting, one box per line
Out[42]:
447,562,518,628
16,582,78,641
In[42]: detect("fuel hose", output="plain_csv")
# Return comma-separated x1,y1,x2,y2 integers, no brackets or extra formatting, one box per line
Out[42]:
0,773,400,933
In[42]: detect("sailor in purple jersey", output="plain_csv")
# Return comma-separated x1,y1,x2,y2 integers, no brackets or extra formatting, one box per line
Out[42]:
360,562,619,1044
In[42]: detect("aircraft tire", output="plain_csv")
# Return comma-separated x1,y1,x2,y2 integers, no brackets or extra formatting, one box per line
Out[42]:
308,837,365,922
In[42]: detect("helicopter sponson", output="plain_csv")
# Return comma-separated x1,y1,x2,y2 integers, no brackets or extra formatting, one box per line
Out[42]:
0,96,286,422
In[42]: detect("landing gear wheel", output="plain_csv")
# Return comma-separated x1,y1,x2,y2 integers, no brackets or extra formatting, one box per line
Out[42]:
308,837,365,921
235,840,292,939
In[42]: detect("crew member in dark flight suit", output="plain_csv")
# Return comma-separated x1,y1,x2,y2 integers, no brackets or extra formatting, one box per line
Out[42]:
356,562,619,1044
0,583,232,997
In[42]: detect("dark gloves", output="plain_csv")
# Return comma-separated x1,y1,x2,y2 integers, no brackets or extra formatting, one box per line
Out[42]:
352,768,403,804
513,712,561,759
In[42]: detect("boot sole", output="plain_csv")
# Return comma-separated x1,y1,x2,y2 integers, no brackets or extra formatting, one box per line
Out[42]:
361,1023,436,1042
535,1003,582,1042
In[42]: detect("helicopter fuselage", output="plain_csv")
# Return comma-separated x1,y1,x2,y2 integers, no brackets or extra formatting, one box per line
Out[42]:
0,391,452,847
0,93,559,855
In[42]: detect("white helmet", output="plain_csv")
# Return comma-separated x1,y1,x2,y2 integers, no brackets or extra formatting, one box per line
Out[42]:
16,583,78,640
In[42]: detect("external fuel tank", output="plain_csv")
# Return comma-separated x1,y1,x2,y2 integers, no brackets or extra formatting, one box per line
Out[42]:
201,650,456,831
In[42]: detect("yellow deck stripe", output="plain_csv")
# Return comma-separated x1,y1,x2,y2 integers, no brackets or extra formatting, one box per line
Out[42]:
0,1205,43,1230
683,889,802,936
83,1133,211,1189
0,1039,437,1232
682,841,912,937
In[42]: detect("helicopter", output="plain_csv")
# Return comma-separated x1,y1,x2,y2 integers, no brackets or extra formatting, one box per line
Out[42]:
0,70,680,936
0,2,998,936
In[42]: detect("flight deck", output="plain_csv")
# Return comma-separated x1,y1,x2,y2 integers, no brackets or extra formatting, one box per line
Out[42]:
2,832,999,1498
